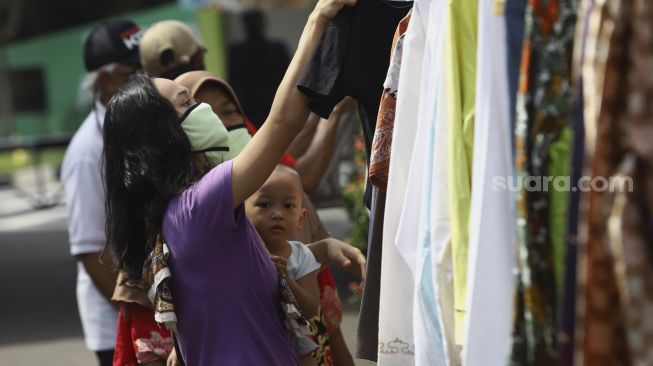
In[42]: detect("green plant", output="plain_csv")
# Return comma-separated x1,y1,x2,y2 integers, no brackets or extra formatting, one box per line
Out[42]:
342,130,369,251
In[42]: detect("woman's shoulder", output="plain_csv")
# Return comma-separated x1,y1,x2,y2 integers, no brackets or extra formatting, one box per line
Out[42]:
183,161,233,202
165,160,238,232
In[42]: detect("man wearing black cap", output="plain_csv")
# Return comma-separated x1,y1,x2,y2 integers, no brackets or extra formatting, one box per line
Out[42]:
60,19,142,366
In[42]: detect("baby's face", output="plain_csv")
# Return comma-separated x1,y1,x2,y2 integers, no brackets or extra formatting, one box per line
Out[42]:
246,168,306,246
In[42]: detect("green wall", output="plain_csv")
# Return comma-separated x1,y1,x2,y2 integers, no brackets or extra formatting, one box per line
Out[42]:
2,4,225,138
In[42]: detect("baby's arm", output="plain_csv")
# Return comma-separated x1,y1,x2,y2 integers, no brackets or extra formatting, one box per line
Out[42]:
271,256,321,319
288,270,321,320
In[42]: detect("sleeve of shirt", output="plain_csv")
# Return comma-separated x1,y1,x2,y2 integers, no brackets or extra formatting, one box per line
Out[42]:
192,160,239,231
62,158,106,256
289,241,322,280
297,9,353,119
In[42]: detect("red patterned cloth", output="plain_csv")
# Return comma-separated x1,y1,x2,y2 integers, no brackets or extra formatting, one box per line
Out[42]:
245,117,297,167
368,13,411,191
113,303,174,366
318,267,342,334
308,267,343,366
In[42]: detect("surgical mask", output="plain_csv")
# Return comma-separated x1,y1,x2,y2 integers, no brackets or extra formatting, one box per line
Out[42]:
223,126,252,161
179,102,229,167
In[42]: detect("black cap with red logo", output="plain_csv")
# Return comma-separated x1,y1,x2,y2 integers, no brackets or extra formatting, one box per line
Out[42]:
83,19,143,72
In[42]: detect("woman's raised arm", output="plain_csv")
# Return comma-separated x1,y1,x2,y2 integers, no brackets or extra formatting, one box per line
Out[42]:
231,0,355,207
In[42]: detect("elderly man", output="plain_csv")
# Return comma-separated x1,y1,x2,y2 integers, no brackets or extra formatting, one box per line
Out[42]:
60,19,142,366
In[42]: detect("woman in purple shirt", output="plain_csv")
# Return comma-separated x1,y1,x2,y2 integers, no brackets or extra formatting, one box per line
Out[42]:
101,0,362,364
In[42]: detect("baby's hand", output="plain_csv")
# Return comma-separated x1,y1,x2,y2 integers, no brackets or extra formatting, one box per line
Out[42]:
167,347,180,366
271,255,290,279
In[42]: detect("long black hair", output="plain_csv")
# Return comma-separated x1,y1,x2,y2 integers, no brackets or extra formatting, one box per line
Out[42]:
103,74,204,279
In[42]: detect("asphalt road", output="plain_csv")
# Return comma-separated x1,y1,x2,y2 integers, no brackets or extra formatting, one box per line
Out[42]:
0,186,372,365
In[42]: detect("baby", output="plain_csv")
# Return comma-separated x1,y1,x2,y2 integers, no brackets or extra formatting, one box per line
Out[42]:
246,165,322,366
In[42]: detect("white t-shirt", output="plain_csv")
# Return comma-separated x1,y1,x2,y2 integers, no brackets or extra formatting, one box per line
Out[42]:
286,240,321,357
60,100,118,351
286,240,321,281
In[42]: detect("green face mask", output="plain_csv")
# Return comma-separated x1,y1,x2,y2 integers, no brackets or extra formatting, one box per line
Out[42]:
179,102,229,167
223,126,252,161
180,103,253,167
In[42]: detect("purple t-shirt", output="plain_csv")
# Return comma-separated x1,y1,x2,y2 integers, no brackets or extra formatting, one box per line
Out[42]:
162,160,299,365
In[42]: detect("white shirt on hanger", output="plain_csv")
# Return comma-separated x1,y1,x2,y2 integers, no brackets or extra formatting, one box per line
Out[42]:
394,0,451,364
462,0,517,364
376,0,429,364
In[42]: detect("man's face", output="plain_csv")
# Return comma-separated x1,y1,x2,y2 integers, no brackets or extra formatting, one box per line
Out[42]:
103,63,139,99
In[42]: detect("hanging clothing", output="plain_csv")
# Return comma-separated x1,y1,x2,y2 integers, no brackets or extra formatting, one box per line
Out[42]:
443,0,478,345
578,1,653,364
298,0,412,208
558,1,592,363
505,0,527,146
510,0,577,363
615,2,653,362
420,0,461,362
356,11,411,361
548,128,573,298
462,0,516,365
376,0,428,364
355,187,386,361
297,0,412,159
575,2,630,365
394,0,448,364
368,13,411,191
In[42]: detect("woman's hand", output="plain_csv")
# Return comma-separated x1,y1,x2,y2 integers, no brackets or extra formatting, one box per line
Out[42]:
231,0,355,207
313,0,357,24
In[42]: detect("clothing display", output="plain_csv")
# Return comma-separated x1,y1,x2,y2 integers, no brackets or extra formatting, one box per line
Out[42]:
443,0,477,344
576,1,653,365
368,13,410,191
511,0,577,364
355,186,386,361
462,0,516,365
294,0,653,365
298,0,412,159
505,0,527,142
392,0,449,365
376,0,428,364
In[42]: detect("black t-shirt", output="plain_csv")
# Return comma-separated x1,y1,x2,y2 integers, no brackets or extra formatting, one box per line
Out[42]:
298,0,413,158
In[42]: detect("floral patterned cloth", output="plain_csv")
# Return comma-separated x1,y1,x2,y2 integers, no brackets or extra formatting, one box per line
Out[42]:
368,13,411,191
113,303,174,366
511,0,578,364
